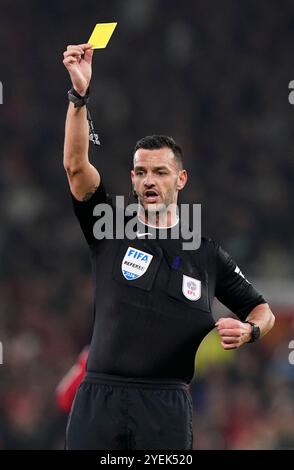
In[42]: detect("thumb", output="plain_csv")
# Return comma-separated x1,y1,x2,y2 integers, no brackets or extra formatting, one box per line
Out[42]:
84,48,94,64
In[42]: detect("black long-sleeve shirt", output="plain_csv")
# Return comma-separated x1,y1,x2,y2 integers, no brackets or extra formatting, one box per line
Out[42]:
71,184,266,383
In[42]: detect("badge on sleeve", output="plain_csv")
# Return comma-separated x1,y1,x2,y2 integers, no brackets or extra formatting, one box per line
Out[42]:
122,247,153,280
182,275,201,301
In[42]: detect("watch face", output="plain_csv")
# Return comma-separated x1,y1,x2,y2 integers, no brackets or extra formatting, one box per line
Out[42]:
252,325,260,341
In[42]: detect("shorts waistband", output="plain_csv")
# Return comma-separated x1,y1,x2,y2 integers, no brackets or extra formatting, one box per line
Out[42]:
84,372,189,391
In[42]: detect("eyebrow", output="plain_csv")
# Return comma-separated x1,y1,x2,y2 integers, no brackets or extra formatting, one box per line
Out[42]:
134,165,169,171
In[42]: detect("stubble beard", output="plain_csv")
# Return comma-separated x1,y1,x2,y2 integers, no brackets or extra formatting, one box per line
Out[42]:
141,188,177,225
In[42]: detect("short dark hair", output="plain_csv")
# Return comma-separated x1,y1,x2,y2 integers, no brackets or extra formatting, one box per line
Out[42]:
134,135,183,169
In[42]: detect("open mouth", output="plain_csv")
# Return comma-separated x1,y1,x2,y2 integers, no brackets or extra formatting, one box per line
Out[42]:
144,190,160,203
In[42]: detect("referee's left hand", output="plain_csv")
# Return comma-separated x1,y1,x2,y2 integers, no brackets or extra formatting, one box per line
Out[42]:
215,317,252,349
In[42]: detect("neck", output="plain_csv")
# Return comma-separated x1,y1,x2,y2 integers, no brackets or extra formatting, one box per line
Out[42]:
137,204,179,228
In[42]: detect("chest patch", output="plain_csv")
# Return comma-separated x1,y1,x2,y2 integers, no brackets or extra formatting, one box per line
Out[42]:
182,274,201,301
122,247,153,280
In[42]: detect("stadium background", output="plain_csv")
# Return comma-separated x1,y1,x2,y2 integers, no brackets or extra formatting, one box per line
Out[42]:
0,0,294,449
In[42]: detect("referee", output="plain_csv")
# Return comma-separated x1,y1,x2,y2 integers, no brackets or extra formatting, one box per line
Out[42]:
62,43,275,450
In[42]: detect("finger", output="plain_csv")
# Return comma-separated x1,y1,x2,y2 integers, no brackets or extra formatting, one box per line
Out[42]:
63,57,78,68
78,43,93,50
216,319,242,329
67,44,91,50
66,45,85,54
221,342,237,350
217,317,238,325
67,43,93,52
63,49,83,59
84,48,94,64
218,329,242,337
221,336,239,344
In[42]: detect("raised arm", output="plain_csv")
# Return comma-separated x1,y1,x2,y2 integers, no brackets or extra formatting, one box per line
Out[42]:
63,43,100,201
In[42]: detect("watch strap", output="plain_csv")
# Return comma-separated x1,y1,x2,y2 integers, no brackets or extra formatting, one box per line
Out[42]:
244,320,260,343
68,87,90,108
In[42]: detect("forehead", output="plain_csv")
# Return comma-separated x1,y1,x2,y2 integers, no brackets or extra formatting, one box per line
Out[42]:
133,147,177,169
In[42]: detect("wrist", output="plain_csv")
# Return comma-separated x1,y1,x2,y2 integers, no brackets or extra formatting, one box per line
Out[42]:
244,321,261,343
68,87,90,107
76,88,88,97
243,323,253,343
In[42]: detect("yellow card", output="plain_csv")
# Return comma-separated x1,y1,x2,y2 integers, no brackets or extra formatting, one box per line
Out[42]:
88,23,117,49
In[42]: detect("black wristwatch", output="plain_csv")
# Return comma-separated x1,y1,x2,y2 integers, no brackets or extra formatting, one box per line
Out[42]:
68,87,90,108
67,88,100,146
244,321,260,343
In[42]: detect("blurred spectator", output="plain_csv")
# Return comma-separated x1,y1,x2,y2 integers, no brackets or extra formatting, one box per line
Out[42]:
56,347,88,414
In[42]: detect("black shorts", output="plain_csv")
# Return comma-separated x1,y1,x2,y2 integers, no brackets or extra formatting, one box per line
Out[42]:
66,372,193,450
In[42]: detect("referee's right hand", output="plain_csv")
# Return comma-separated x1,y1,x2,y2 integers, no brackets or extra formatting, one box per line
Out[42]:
63,43,93,97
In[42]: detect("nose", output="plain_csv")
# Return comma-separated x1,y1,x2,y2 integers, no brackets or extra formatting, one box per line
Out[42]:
143,173,155,187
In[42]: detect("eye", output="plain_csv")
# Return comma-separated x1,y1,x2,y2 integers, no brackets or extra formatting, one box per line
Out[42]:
158,170,168,175
135,170,144,176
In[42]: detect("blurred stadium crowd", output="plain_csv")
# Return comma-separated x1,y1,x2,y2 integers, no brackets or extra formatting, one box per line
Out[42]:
0,0,294,449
